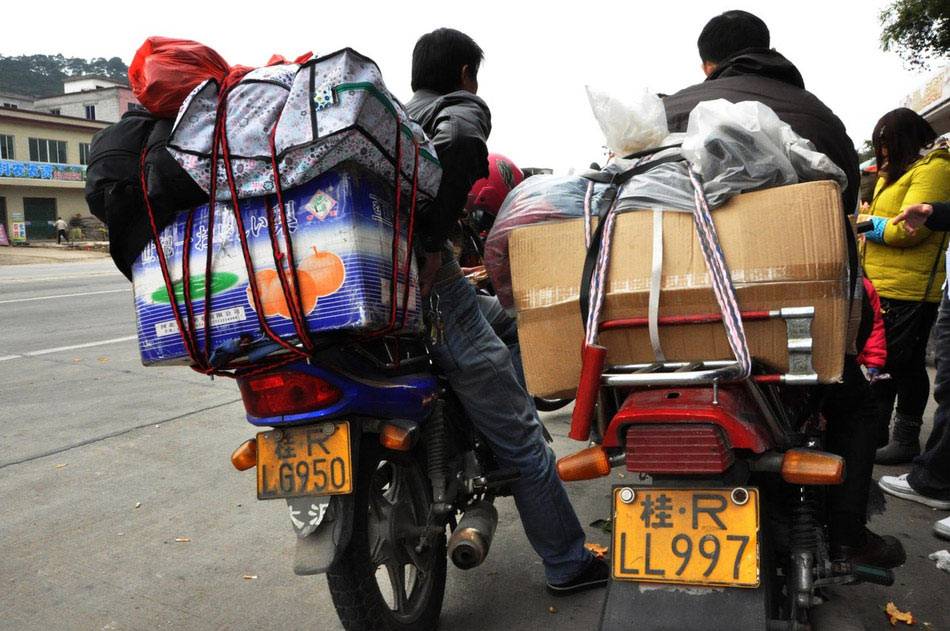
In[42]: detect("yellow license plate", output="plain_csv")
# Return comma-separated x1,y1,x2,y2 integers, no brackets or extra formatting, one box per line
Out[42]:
256,423,353,500
611,487,760,588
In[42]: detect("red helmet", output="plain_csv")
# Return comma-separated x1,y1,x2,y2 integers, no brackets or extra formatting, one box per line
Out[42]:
466,153,524,217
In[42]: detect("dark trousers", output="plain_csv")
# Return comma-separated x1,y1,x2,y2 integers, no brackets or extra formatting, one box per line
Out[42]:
56,229,69,244
908,289,950,500
872,297,939,423
822,355,881,546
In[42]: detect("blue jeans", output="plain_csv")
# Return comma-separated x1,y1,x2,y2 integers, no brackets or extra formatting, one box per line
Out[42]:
476,294,526,390
909,288,950,500
427,273,590,582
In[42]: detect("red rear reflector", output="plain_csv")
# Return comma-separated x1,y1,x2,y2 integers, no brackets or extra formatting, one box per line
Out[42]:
625,424,734,474
238,371,341,417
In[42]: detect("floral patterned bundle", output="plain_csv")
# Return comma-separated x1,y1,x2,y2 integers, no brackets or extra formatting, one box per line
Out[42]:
167,48,442,205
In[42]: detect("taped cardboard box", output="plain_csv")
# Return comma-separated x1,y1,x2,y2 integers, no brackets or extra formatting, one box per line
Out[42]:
510,181,848,398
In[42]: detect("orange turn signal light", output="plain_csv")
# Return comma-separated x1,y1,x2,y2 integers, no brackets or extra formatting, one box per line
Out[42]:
781,449,845,485
557,446,612,482
231,438,258,471
380,424,412,451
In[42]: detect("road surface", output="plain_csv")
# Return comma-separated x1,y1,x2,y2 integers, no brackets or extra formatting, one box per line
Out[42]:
0,258,946,630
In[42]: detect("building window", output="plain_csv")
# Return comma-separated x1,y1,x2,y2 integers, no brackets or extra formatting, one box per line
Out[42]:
28,138,68,164
127,102,146,112
0,134,13,160
2,103,18,109
49,108,61,116
79,143,91,165
84,105,96,120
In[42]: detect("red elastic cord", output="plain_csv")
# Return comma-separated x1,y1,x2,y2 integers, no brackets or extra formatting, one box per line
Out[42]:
266,109,314,351
363,115,420,340
139,145,207,372
214,85,309,361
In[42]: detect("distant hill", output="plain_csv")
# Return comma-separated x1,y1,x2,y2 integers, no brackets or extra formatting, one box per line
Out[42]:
0,54,128,97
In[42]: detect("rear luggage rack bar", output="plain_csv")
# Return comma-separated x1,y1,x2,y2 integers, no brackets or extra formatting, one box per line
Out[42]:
597,307,820,387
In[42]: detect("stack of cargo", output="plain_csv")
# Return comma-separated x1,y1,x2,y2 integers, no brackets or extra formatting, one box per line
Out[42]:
489,99,853,398
88,41,441,370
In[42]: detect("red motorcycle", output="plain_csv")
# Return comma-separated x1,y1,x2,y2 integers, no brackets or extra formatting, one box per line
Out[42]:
556,280,891,627
558,298,894,631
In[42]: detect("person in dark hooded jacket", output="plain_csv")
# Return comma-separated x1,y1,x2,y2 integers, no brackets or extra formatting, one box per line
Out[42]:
663,12,860,213
663,10,904,569
404,28,607,596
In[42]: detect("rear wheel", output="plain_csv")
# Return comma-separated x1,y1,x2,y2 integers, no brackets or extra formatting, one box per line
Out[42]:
533,396,573,412
327,443,447,631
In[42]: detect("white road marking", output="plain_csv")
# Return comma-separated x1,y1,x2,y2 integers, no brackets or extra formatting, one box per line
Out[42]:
0,288,130,305
0,271,120,283
0,335,138,362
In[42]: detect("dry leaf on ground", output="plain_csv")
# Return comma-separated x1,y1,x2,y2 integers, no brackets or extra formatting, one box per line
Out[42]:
585,542,608,559
885,602,915,626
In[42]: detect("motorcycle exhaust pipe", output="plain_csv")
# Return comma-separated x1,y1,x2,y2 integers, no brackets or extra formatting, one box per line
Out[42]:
448,501,498,570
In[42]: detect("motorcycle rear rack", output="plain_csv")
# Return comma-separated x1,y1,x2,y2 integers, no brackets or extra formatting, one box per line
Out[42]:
598,306,819,388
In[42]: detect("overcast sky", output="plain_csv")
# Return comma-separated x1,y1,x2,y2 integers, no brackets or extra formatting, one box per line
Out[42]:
3,0,943,172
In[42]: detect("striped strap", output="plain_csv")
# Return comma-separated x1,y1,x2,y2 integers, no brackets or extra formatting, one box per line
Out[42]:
685,162,752,378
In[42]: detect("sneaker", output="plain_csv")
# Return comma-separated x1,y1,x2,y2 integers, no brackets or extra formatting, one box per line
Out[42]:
831,528,906,569
936,516,950,540
879,474,950,510
546,555,609,596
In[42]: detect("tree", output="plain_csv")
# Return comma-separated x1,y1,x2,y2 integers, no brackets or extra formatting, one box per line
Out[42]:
857,140,875,164
0,54,128,97
880,0,950,69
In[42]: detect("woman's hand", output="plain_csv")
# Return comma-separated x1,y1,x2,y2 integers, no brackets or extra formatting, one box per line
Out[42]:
892,203,934,236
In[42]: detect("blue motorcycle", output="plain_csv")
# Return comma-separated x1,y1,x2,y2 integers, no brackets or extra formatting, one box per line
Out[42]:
228,336,516,631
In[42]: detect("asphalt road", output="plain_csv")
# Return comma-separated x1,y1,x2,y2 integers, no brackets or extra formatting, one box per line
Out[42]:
0,258,947,630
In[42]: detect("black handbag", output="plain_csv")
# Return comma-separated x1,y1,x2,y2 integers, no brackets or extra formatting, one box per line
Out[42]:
880,233,947,369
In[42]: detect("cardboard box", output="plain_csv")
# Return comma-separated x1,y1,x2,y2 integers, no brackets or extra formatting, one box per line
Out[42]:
132,163,422,366
510,181,848,397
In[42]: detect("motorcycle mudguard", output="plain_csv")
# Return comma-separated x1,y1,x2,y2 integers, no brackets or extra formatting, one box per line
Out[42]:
287,430,361,576
599,580,769,631
288,493,355,576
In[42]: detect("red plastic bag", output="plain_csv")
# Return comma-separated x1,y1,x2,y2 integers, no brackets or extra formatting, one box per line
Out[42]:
129,37,231,118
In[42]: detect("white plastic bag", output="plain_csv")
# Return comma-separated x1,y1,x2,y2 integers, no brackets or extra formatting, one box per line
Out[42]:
586,86,668,157
930,550,950,574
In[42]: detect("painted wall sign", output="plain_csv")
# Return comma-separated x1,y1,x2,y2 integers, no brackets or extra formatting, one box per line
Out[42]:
0,160,85,182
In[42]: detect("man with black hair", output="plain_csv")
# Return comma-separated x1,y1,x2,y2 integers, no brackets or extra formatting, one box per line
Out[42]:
664,9,860,212
404,28,607,595
664,11,904,569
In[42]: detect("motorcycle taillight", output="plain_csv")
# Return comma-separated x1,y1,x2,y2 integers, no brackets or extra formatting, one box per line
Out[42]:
625,423,734,474
238,371,341,417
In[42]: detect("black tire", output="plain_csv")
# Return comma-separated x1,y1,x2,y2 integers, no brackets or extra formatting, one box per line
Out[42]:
533,397,573,412
327,442,447,631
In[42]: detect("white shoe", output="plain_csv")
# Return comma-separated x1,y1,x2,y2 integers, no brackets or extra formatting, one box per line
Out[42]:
879,474,950,510
937,516,950,540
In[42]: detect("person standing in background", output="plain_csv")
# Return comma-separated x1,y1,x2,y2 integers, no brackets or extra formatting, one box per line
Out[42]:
54,217,69,244
879,201,950,540
860,109,950,465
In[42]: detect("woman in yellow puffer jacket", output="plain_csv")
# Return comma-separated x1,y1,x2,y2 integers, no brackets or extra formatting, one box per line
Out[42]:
861,107,950,465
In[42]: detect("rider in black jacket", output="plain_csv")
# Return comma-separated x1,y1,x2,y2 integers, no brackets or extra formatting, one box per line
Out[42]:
663,23,860,214
405,28,607,595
